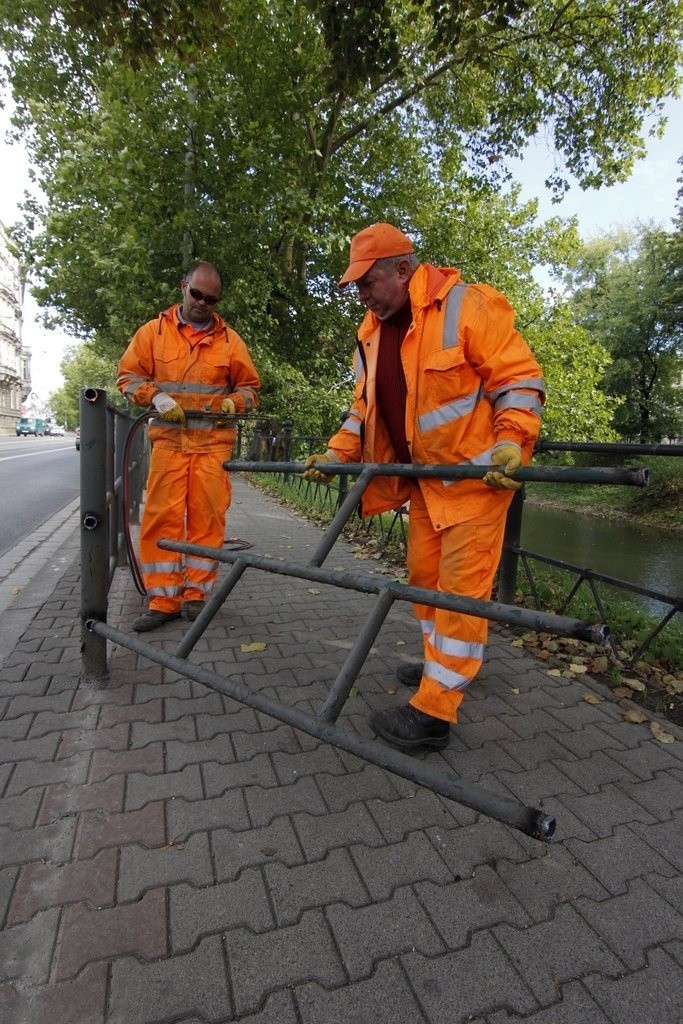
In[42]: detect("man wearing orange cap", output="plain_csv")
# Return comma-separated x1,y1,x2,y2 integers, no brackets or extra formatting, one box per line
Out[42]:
305,223,545,750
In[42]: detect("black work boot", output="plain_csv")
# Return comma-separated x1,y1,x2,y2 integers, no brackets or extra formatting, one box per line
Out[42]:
369,704,450,751
184,600,205,622
396,661,424,687
132,610,181,632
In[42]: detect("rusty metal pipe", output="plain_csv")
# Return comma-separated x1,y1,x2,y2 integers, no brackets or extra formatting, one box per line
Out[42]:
224,461,649,487
158,540,609,646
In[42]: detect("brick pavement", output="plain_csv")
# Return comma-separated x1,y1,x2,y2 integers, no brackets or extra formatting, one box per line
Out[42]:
1,476,682,1024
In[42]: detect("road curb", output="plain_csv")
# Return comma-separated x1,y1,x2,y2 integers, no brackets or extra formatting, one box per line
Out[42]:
0,497,80,669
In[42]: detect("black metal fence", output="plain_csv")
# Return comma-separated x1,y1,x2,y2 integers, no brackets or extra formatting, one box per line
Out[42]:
234,421,682,668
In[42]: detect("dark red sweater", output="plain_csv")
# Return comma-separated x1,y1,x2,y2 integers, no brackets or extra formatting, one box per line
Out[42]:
375,300,413,463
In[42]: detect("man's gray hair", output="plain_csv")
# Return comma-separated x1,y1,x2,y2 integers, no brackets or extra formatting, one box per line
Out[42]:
375,253,419,275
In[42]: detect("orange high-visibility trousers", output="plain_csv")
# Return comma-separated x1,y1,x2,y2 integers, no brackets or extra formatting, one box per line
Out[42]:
405,484,512,723
139,446,231,612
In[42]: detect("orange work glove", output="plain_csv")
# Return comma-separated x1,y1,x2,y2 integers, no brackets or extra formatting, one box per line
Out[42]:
303,452,338,483
152,393,186,425
482,441,523,491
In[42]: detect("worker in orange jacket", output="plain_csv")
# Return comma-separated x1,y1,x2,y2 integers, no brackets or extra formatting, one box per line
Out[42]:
117,261,260,631
305,224,545,750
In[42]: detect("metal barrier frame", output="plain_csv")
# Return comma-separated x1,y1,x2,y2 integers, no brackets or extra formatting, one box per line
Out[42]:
81,389,680,842
82,444,650,843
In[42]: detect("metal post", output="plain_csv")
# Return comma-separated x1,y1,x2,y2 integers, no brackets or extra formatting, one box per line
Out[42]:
337,469,349,511
319,588,396,723
336,411,350,510
80,388,109,685
114,413,129,566
282,419,292,482
310,470,374,566
128,416,142,526
106,407,117,579
498,487,525,604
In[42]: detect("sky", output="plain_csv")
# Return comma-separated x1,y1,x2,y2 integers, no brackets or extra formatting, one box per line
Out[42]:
1,94,681,399
1,105,74,400
507,94,682,236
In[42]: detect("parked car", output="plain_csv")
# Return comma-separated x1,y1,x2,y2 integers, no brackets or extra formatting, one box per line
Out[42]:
15,417,45,437
75,427,80,450
46,423,65,436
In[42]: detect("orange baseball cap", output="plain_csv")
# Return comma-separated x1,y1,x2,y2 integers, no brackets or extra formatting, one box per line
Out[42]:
338,222,414,287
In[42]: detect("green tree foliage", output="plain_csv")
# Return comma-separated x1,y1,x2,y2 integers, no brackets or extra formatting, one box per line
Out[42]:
524,301,620,442
567,226,683,442
664,157,683,342
49,343,124,429
1,0,681,437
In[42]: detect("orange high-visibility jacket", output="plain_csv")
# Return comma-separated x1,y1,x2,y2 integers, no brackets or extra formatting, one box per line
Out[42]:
326,264,545,528
117,305,259,449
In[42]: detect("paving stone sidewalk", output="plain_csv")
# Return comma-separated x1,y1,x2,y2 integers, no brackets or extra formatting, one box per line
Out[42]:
1,476,682,1024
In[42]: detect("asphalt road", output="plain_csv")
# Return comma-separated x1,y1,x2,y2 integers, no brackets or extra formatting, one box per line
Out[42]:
0,433,80,557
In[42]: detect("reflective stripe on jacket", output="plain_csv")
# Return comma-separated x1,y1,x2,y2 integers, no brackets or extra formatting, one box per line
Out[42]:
326,263,545,528
117,305,259,451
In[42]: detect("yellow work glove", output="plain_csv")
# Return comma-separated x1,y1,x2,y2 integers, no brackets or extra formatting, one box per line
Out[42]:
216,397,236,427
152,393,186,425
303,452,338,483
483,441,523,491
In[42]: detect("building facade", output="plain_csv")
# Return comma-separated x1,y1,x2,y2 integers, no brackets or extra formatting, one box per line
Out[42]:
0,221,30,434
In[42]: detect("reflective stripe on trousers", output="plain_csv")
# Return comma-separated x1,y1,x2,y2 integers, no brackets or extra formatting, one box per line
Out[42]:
405,484,511,723
139,446,231,612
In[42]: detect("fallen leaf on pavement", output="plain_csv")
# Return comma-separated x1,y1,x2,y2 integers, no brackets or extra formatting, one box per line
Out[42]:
241,642,267,653
649,722,675,744
611,686,633,699
623,709,648,724
583,693,602,704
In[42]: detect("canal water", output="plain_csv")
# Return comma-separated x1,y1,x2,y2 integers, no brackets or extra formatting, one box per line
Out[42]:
519,503,683,614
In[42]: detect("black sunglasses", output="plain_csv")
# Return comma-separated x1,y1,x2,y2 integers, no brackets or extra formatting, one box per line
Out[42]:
187,285,220,306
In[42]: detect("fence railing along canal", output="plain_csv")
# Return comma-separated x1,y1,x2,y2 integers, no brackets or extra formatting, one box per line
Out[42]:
250,423,682,667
